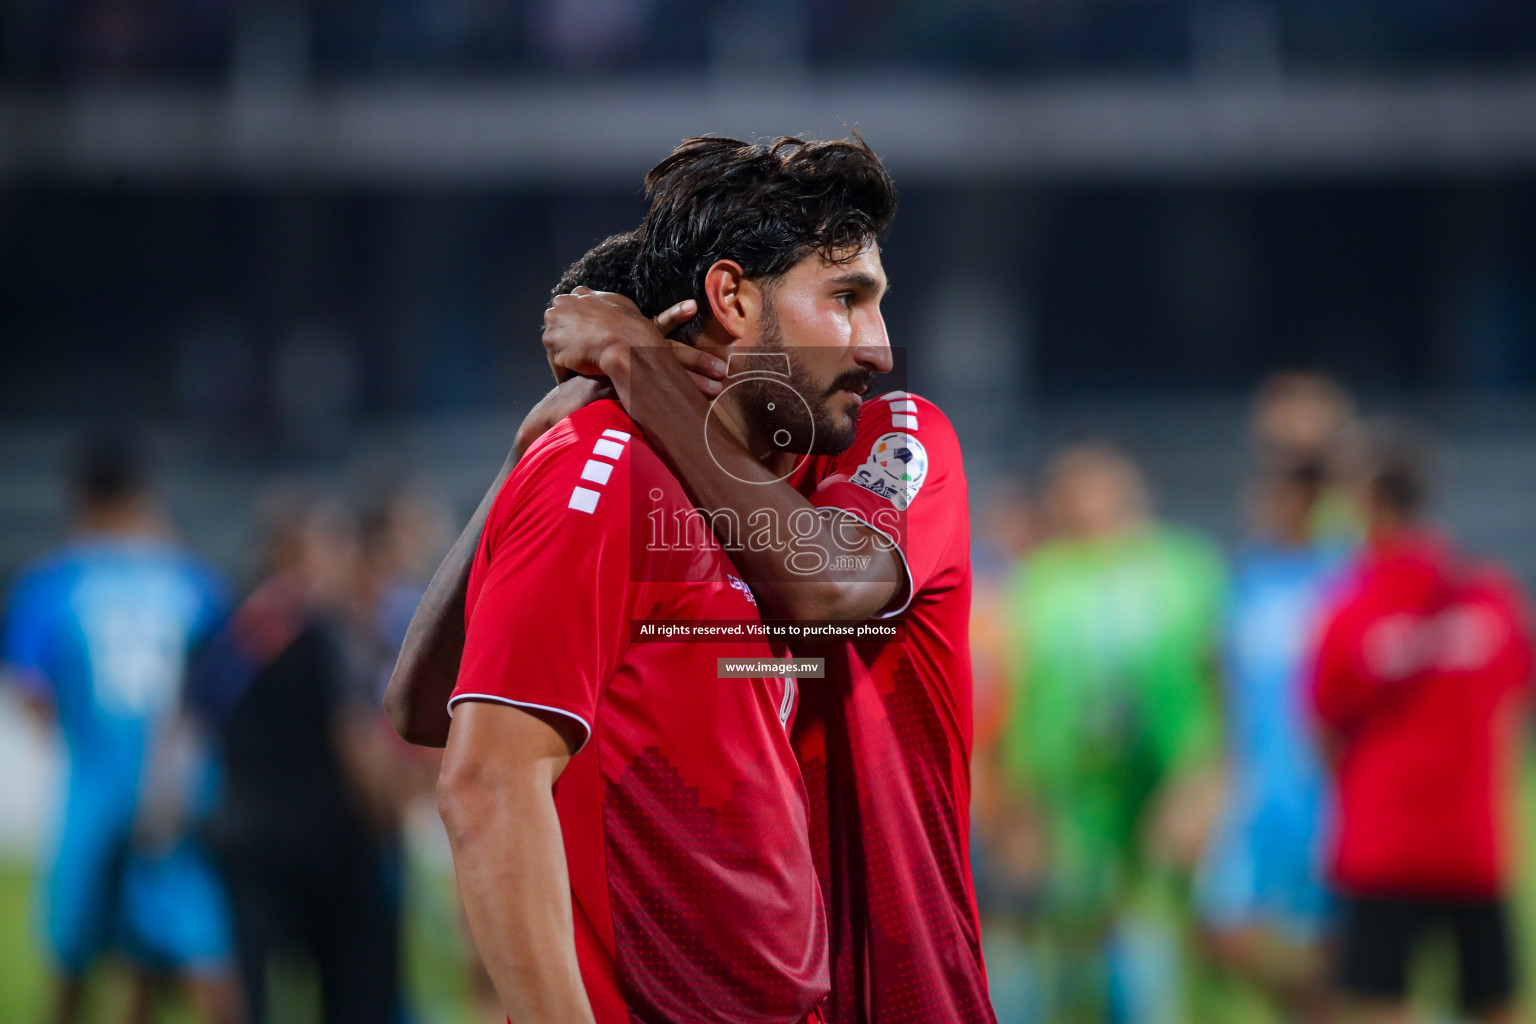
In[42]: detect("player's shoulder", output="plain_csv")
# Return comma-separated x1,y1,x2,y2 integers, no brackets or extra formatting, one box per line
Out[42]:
1152,523,1227,576
503,399,645,522
1232,540,1284,572
167,550,227,609
1315,556,1375,624
860,390,956,440
105,539,222,595
838,391,961,501
1459,557,1533,621
1151,521,1220,556
524,399,639,463
1019,539,1079,584
6,547,81,605
135,539,219,580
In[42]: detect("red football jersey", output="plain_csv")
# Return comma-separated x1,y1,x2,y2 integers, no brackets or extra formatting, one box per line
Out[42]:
451,400,829,1024
788,392,994,1024
1309,532,1535,898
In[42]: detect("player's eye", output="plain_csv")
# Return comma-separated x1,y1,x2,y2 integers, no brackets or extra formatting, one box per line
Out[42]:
834,293,853,310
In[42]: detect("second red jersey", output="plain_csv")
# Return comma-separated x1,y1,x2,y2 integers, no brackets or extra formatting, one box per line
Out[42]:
1309,532,1535,898
789,391,995,1024
452,400,829,1024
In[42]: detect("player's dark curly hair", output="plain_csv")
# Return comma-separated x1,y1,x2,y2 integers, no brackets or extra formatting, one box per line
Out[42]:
634,134,896,343
552,231,642,300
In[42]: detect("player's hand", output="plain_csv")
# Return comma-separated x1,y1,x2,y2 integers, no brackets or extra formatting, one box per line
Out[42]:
1144,764,1225,871
542,288,725,397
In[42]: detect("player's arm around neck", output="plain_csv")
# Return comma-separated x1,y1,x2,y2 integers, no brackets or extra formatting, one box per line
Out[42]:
385,377,614,748
618,342,901,622
544,291,898,619
438,701,595,1024
384,467,502,747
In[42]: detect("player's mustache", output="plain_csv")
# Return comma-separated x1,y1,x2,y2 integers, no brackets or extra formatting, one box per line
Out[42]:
825,370,875,398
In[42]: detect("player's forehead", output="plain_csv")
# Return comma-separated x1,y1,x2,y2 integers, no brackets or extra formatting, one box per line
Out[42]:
782,244,886,293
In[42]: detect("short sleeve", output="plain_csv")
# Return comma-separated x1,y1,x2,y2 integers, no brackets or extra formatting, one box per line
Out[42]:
1484,569,1536,697
801,393,964,616
449,425,643,753
1511,587,1536,693
2,567,58,699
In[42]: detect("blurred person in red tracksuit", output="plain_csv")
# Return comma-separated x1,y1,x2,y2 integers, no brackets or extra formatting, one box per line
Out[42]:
1309,421,1535,1024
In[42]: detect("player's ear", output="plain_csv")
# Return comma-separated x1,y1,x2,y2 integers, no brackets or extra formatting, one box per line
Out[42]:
701,260,758,343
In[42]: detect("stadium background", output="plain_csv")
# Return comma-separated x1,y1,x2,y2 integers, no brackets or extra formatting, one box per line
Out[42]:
2,1,1535,1021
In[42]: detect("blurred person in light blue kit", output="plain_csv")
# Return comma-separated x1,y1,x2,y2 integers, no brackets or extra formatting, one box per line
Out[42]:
1,438,239,1024
1197,459,1347,1022
1248,373,1363,547
1196,374,1358,1022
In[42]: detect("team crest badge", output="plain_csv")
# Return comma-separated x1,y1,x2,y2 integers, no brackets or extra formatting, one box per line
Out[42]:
851,432,928,510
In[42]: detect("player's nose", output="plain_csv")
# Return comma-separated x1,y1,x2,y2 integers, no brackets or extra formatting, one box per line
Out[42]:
852,315,893,375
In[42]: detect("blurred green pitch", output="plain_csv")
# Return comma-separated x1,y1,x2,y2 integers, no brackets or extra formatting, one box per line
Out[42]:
5,761,1536,1023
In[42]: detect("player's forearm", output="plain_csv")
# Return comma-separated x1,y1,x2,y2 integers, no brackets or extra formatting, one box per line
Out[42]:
623,347,899,620
385,382,608,746
439,761,595,1024
384,455,513,747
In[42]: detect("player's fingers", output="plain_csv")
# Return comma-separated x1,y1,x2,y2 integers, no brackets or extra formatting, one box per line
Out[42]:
668,339,727,379
654,299,697,335
688,371,724,398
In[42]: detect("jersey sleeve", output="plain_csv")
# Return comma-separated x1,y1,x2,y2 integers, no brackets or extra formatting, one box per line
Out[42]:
1485,568,1536,696
449,427,642,753
1308,597,1368,735
1511,588,1536,693
801,393,963,617
2,567,58,699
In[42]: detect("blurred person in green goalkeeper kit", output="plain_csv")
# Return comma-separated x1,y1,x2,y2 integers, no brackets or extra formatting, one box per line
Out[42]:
1000,442,1226,1024
2,438,238,1024
1309,422,1535,1024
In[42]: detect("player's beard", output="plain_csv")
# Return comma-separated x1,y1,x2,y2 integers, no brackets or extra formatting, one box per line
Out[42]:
734,295,870,457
